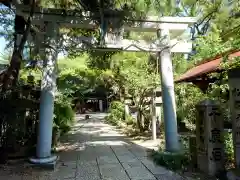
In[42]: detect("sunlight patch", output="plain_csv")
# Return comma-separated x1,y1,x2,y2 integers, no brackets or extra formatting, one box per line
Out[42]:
85,141,127,146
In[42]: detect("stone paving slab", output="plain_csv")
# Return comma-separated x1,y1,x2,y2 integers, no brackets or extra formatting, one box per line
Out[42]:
140,159,169,175
111,146,133,155
51,165,76,179
114,151,134,157
76,170,101,180
78,155,97,162
102,177,130,180
97,156,119,165
129,150,149,158
122,162,145,169
76,164,99,177
125,167,156,180
101,171,130,180
98,163,124,174
99,162,130,180
1,175,22,180
99,165,130,180
77,159,97,166
1,113,191,180
76,174,101,180
155,174,185,180
117,155,140,163
58,152,79,162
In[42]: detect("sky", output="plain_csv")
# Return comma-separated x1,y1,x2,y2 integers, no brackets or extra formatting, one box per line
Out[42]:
0,36,65,60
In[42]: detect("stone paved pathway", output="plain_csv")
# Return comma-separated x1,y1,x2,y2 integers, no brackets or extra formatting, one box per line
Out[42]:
0,113,187,180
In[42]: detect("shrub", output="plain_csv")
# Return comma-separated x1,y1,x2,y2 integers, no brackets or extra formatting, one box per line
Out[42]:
224,131,234,163
105,101,125,125
151,150,189,171
54,93,75,136
125,115,135,125
109,101,125,114
175,84,206,130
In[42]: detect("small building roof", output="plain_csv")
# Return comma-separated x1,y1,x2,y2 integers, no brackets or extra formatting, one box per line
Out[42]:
175,49,240,83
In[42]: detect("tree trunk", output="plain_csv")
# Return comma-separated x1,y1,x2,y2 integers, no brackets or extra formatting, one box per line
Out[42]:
119,87,125,102
1,0,35,91
137,110,144,132
2,50,22,91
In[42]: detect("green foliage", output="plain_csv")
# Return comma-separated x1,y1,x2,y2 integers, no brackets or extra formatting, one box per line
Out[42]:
105,101,125,125
188,33,240,67
221,56,240,70
57,56,109,101
175,83,207,129
173,53,206,128
105,100,136,127
19,68,42,85
125,115,135,125
151,151,189,171
54,92,75,135
58,55,87,70
93,52,160,131
109,101,124,112
224,131,234,161
87,51,118,70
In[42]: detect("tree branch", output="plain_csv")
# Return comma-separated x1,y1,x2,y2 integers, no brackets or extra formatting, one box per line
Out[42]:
18,0,35,52
197,10,216,27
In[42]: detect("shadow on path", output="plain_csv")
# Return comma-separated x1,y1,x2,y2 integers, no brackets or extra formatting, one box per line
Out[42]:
0,113,186,180
54,113,185,180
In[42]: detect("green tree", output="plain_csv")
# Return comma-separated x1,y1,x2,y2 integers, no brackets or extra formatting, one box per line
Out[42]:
100,51,159,131
122,56,159,131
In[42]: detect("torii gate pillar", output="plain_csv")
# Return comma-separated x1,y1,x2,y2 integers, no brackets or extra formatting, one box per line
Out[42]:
29,22,58,168
159,28,179,152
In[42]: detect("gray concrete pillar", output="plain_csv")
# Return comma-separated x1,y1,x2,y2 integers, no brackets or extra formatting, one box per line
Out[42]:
158,29,179,152
99,100,103,112
29,22,59,168
151,97,157,140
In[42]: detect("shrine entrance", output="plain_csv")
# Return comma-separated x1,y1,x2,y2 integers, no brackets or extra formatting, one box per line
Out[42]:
15,3,196,168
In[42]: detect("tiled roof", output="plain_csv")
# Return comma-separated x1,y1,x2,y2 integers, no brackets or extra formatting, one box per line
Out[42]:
175,49,240,83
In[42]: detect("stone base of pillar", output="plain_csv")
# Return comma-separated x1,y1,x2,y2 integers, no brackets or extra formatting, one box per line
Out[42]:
29,155,58,170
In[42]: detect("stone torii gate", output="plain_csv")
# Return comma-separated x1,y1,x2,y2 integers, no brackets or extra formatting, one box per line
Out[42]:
16,4,196,167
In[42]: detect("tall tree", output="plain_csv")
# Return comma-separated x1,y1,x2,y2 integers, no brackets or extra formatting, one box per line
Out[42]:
0,0,36,92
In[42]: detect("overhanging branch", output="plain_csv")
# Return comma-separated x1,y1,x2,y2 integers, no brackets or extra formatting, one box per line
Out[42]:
18,0,36,52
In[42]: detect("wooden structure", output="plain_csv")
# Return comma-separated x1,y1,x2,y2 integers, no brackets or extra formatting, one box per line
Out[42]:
175,49,240,92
